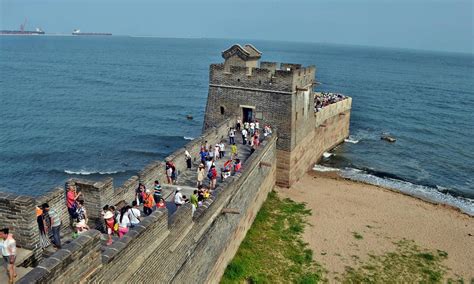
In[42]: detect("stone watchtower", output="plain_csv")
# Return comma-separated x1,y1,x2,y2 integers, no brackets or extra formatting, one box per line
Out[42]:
203,44,322,187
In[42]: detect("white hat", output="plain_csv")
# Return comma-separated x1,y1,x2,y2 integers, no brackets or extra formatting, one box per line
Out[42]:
103,211,114,219
176,187,182,191
146,189,151,194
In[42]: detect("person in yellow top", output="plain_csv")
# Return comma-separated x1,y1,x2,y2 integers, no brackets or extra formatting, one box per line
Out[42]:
143,190,154,216
231,143,238,159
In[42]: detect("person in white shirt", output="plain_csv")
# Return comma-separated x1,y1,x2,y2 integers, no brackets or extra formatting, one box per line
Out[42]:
214,144,220,160
241,129,248,145
117,207,130,238
174,188,185,207
219,143,225,158
255,120,260,130
1,228,16,283
128,201,141,227
250,121,255,136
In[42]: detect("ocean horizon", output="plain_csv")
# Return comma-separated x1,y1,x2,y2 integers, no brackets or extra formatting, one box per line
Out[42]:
0,36,473,214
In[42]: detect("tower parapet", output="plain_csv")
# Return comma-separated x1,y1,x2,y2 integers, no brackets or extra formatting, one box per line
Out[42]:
204,44,351,187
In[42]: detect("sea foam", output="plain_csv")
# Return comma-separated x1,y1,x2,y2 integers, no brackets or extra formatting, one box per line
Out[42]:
64,169,124,175
316,166,474,216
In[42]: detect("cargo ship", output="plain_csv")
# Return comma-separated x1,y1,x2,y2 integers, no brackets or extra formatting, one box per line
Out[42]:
72,29,112,36
1,19,44,35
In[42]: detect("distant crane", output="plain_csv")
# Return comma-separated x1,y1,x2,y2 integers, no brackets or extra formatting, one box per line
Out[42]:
20,18,28,32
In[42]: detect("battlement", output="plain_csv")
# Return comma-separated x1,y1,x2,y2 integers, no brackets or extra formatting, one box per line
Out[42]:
210,62,315,93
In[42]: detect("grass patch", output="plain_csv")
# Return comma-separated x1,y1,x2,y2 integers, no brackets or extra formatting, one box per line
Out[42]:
352,232,363,240
342,239,449,283
221,191,325,283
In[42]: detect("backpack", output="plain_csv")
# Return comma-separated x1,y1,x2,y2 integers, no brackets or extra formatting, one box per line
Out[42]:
207,170,213,179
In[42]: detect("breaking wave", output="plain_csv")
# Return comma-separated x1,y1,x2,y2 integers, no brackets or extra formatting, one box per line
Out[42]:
313,165,474,216
323,152,334,158
64,169,126,175
183,136,195,140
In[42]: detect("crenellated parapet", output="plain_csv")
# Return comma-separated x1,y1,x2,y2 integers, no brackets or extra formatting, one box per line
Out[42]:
210,61,315,94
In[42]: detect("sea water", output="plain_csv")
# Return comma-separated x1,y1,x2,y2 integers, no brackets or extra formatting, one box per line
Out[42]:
1,36,473,213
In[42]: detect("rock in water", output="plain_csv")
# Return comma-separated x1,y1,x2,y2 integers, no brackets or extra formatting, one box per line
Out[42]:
186,115,193,120
381,134,396,143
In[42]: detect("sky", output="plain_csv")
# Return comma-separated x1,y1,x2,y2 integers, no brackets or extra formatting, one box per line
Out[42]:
1,0,472,53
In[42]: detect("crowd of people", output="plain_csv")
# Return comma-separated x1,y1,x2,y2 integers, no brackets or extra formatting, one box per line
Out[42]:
314,92,346,112
10,116,273,267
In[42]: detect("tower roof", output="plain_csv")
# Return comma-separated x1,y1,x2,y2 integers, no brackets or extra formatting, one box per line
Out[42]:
222,44,262,61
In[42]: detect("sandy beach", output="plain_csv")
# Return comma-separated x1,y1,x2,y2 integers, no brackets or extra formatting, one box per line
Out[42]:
276,172,474,281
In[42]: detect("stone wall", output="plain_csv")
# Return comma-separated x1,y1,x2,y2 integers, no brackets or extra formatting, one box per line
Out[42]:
17,230,102,284
204,83,293,151
277,98,352,187
18,134,278,283
0,186,73,266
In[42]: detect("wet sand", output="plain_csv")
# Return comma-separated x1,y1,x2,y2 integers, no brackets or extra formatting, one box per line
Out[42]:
276,172,474,281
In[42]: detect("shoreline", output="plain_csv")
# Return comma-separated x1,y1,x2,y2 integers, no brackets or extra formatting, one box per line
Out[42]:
313,164,474,217
277,172,474,280
312,170,474,218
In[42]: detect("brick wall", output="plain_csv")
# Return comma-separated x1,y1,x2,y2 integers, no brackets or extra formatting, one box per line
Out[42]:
16,135,277,283
277,98,352,187
18,230,102,284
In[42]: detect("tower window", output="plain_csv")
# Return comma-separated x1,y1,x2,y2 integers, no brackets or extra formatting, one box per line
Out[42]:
220,106,225,115
237,78,240,82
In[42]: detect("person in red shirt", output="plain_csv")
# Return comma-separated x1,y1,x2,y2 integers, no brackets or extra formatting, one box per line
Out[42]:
156,198,166,209
66,186,81,219
209,165,218,190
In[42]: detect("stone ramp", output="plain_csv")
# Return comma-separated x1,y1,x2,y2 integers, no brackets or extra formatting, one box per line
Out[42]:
173,133,252,189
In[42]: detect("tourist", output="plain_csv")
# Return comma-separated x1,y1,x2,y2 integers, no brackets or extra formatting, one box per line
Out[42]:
185,149,192,169
101,205,110,233
66,185,81,220
135,183,145,205
234,159,242,173
153,180,162,204
191,190,199,215
200,148,208,164
143,189,154,216
156,198,166,209
244,121,249,131
36,206,50,248
197,185,205,202
165,161,173,184
76,200,90,231
241,128,248,145
236,118,241,131
231,143,238,159
1,228,16,284
76,222,88,235
170,161,178,184
249,121,255,136
229,127,235,144
197,163,205,187
219,142,225,159
205,157,213,172
214,144,220,160
42,203,61,249
222,159,232,180
174,188,185,207
128,201,141,227
255,120,260,131
117,206,130,238
209,165,218,190
103,210,115,246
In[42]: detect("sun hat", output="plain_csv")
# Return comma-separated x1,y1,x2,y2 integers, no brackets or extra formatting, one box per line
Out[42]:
176,187,182,191
146,189,151,194
103,211,114,219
